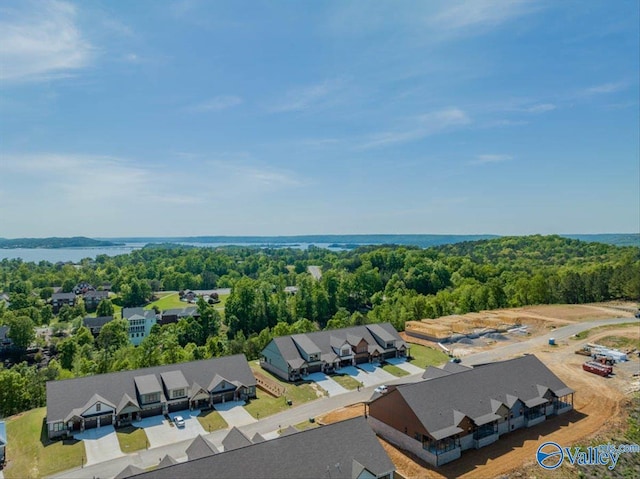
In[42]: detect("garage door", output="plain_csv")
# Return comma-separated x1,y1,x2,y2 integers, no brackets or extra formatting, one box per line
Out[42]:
99,414,113,426
84,417,98,429
212,391,235,404
140,405,163,418
168,401,188,412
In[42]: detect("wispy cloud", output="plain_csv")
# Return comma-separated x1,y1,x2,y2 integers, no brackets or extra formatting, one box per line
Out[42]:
0,0,93,82
207,159,303,188
358,108,471,149
270,79,344,113
524,103,556,113
581,81,628,96
429,0,540,33
470,154,513,165
187,95,243,112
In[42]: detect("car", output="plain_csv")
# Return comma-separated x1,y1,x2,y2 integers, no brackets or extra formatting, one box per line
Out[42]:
449,357,462,363
374,385,388,394
173,415,185,428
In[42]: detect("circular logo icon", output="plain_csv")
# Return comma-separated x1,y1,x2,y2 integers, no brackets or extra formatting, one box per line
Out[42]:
537,441,564,470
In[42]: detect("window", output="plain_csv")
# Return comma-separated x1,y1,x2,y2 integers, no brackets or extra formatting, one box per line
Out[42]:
96,403,101,412
172,388,185,399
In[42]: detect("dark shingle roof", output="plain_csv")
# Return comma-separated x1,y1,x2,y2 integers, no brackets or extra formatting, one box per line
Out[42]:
158,455,178,468
222,427,252,451
134,374,162,396
384,355,573,439
186,435,218,460
46,355,255,424
82,316,114,329
122,308,155,320
123,417,395,479
160,370,189,391
270,323,404,369
52,292,76,301
115,465,144,479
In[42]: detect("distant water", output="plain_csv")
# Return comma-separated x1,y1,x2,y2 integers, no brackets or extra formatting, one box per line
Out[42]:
0,242,349,263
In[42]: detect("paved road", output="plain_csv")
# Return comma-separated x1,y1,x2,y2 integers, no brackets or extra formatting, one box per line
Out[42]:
49,316,638,479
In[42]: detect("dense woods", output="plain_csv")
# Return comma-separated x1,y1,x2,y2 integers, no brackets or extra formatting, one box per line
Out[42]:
0,235,638,417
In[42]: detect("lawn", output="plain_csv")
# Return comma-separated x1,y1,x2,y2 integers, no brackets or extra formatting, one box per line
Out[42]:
331,374,361,390
407,343,449,368
116,426,147,453
144,292,229,313
197,409,228,433
246,362,321,419
293,419,320,432
598,335,640,350
381,363,410,377
3,407,85,479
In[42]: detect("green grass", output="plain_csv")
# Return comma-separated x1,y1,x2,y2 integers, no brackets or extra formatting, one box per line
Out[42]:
598,335,640,350
144,292,229,313
197,409,228,432
246,362,321,419
407,343,449,368
381,363,410,377
4,407,85,479
116,426,147,453
293,419,320,431
331,374,361,390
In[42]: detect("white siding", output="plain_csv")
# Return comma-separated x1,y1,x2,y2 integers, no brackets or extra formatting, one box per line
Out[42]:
82,401,114,417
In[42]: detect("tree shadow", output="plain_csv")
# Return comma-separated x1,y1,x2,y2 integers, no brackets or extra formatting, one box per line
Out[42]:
40,418,80,447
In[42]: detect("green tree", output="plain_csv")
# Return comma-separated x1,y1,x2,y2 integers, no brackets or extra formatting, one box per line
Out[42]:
96,319,129,353
7,315,35,350
96,298,115,317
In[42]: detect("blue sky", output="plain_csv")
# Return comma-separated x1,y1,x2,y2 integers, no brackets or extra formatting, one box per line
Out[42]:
1,0,638,237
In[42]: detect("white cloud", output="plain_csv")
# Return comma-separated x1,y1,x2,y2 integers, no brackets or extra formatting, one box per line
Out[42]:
470,154,513,165
524,103,556,113
0,0,93,82
270,79,344,113
582,81,628,96
429,0,539,32
358,108,471,149
187,95,243,112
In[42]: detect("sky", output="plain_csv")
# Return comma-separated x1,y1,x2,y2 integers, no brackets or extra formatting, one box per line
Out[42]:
1,0,638,238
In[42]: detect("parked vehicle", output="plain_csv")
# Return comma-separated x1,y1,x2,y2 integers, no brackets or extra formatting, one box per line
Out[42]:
173,415,185,428
374,385,388,394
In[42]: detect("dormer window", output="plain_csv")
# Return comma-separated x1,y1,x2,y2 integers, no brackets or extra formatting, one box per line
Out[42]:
341,347,350,356
96,403,101,412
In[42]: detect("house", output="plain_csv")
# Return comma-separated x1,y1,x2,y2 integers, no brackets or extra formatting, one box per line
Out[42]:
73,282,95,295
159,306,200,326
367,355,574,467
117,417,395,479
45,354,256,439
122,308,157,346
260,323,408,381
51,292,76,313
82,316,114,337
0,420,6,465
0,326,12,351
83,290,109,311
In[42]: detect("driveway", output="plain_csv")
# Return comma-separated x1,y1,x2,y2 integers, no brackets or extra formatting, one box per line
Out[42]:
355,363,396,386
385,357,425,375
133,409,206,449
74,425,124,465
304,372,348,397
214,401,257,427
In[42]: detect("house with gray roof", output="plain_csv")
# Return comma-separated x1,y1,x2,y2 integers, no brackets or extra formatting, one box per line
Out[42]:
82,316,114,337
122,308,157,346
368,354,574,467
159,306,199,326
186,435,218,461
118,417,395,479
51,292,76,313
0,420,6,464
45,354,256,439
260,323,407,381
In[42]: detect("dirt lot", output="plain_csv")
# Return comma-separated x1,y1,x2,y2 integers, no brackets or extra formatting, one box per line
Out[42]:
320,323,640,479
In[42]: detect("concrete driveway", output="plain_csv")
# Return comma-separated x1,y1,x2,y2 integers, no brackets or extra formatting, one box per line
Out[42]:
356,363,396,386
214,401,257,427
305,372,348,397
133,409,206,449
385,357,425,375
74,425,124,465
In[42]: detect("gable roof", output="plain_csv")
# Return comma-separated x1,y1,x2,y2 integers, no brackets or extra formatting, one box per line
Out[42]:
186,435,218,460
46,355,255,425
158,454,178,468
267,323,404,370
121,417,395,479
122,308,155,320
115,465,144,479
377,355,573,440
160,370,189,391
222,427,252,451
162,306,198,317
251,432,266,444
82,316,114,329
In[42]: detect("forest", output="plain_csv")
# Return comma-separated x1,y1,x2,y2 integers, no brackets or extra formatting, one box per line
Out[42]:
0,234,638,417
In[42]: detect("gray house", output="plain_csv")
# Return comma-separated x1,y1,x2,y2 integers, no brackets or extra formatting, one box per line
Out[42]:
261,323,408,381
118,417,395,479
0,420,6,465
368,355,574,467
82,316,114,337
46,354,256,439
